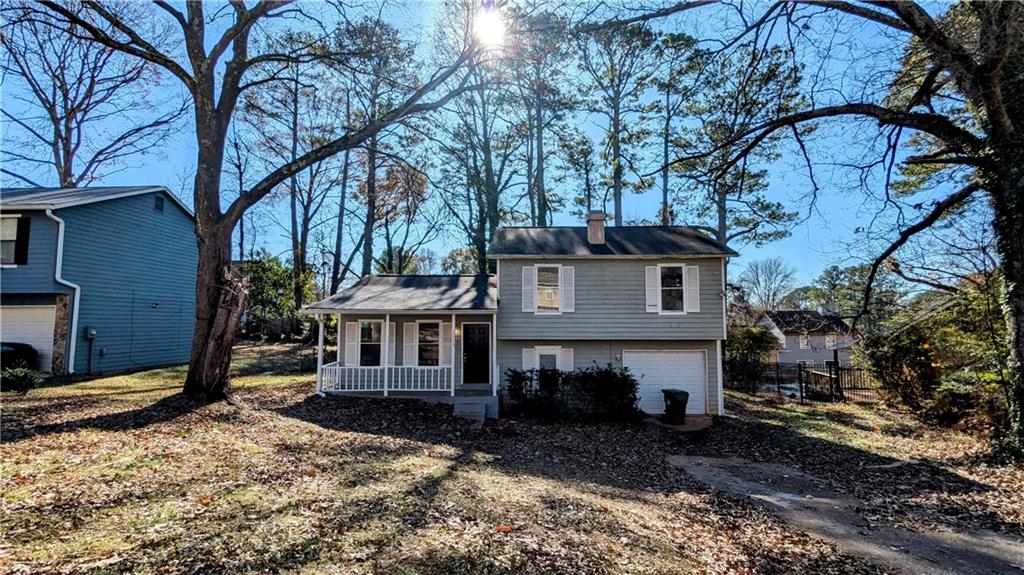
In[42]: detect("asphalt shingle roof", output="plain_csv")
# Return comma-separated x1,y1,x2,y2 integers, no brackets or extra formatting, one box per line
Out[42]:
764,310,851,334
306,275,496,313
1,186,192,216
487,226,737,258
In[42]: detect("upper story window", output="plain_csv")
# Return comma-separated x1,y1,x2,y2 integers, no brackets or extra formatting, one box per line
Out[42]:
417,321,440,366
0,216,28,266
522,264,574,314
645,264,699,314
536,265,560,313
154,195,165,212
799,334,811,349
660,265,685,312
825,334,837,348
359,321,382,366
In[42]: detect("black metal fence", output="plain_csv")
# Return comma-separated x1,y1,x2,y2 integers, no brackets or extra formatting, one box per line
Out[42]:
725,360,880,403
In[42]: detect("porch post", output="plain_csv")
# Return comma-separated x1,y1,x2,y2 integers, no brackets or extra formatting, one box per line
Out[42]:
383,313,390,397
315,314,325,396
491,311,498,396
450,312,456,396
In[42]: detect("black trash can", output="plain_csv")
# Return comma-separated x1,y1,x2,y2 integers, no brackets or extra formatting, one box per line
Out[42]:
661,389,689,425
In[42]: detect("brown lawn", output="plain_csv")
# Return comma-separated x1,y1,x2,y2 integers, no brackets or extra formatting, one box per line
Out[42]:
1,347,1018,574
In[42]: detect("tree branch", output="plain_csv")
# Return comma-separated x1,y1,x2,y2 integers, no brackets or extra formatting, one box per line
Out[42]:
856,182,980,327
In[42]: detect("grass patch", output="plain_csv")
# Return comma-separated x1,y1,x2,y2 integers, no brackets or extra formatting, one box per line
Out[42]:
5,359,979,574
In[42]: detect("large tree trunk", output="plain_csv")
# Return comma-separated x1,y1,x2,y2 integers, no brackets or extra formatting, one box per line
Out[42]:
611,102,623,226
989,157,1024,453
361,139,377,277
661,88,671,225
535,103,547,226
184,160,245,399
330,94,352,293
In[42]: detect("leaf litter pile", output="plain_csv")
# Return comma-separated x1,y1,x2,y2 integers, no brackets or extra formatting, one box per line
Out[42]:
2,363,1017,574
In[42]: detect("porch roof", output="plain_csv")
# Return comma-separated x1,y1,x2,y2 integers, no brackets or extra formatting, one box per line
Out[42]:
305,274,496,314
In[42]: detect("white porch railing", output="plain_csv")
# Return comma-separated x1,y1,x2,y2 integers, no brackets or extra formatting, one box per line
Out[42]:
320,362,453,394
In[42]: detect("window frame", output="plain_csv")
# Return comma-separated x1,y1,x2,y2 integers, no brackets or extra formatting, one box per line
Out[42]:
825,334,837,348
357,319,383,366
799,334,811,349
657,263,686,315
534,263,562,315
415,320,442,367
0,215,21,267
533,345,570,371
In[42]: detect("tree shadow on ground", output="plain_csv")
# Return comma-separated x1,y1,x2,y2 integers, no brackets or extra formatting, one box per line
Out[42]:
1,393,199,443
276,389,1015,538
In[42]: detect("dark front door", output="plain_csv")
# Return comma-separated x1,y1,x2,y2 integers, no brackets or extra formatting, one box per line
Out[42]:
462,324,490,384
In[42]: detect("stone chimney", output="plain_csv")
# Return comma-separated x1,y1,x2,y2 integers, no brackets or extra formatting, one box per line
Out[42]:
587,210,606,245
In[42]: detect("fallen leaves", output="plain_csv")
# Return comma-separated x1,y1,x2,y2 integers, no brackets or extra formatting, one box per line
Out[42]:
3,355,1017,575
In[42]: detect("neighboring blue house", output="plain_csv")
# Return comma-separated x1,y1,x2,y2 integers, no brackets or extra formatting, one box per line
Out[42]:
0,186,197,375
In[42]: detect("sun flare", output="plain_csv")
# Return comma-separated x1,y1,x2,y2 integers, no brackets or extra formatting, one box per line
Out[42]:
474,7,505,48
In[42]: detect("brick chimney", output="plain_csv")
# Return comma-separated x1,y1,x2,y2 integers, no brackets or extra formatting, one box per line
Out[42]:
587,210,606,245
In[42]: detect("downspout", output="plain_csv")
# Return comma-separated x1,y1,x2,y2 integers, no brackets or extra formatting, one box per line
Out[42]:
44,209,81,374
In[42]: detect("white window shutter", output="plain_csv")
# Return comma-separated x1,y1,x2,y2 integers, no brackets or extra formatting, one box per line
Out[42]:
387,322,396,366
685,265,700,313
645,266,659,312
403,322,416,366
560,266,575,312
522,265,536,312
522,348,537,370
344,322,359,366
558,348,574,372
440,322,453,366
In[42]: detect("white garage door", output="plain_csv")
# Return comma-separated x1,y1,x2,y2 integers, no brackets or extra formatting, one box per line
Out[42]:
623,350,706,415
1,305,56,372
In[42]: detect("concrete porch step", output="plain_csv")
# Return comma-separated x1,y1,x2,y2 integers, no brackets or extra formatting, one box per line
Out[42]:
452,401,488,422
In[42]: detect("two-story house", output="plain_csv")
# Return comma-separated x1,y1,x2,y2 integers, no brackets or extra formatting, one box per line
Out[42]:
305,211,736,418
0,186,197,375
758,309,857,364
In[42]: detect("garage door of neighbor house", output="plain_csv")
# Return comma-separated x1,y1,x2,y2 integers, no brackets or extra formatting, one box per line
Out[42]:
0,305,56,372
623,351,706,415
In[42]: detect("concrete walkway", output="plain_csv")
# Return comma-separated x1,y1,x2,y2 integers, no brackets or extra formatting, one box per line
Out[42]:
667,455,1024,575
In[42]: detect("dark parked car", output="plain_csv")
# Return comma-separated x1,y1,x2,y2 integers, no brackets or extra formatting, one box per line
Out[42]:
1,342,39,370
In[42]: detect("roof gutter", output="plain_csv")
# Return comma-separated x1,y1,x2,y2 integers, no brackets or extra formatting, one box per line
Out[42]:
43,209,81,374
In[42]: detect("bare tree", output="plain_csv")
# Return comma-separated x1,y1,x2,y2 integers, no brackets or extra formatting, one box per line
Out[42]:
0,3,185,187
737,257,797,312
24,1,479,400
589,1,1024,451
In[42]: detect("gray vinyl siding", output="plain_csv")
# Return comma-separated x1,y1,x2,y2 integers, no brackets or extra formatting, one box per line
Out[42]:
497,339,721,414
497,257,726,340
776,334,855,364
333,313,494,386
59,191,196,374
0,210,71,294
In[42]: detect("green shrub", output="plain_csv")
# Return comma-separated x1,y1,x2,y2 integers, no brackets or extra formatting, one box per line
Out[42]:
1,366,43,394
504,364,642,422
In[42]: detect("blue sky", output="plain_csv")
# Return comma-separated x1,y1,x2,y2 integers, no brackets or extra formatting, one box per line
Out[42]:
2,1,919,287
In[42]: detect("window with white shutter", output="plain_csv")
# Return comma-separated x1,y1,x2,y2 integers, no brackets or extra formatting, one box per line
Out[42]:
440,322,453,366
685,265,700,313
403,322,416,365
535,265,560,313
560,266,575,312
522,265,536,312
522,348,537,370
387,322,396,365
416,321,441,366
344,322,359,366
645,266,659,312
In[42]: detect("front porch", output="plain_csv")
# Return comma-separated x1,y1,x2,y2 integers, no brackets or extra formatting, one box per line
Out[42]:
306,275,499,414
